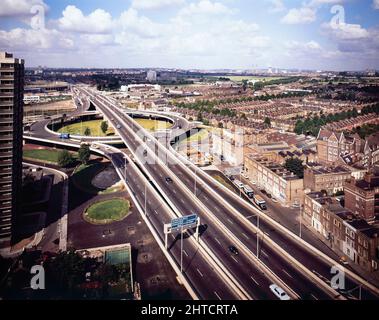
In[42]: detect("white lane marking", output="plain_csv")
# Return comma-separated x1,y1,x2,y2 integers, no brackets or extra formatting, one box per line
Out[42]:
172,189,177,194
264,231,270,236
246,215,254,219
241,233,249,240
214,238,221,245
311,294,319,300
204,196,208,201
154,210,158,215
196,268,204,277
250,276,260,286
231,255,239,263
214,291,222,300
227,218,234,225
281,269,293,279
261,250,268,257
180,199,185,204
183,250,188,257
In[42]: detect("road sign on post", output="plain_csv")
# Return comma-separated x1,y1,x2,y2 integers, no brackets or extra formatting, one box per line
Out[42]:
163,214,201,273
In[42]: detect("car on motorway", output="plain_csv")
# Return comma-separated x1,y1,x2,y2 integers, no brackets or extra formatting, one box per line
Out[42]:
228,246,239,255
59,133,70,139
116,124,121,129
165,177,173,183
269,284,291,300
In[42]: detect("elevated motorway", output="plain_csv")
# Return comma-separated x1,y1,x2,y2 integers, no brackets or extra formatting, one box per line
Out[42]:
82,88,340,300
84,87,379,300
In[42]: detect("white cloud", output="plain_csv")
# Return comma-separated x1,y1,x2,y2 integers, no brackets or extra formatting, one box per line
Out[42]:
0,0,47,17
58,5,113,34
322,22,370,40
178,0,233,16
0,28,74,50
281,7,316,24
267,0,286,13
131,0,185,10
373,0,379,9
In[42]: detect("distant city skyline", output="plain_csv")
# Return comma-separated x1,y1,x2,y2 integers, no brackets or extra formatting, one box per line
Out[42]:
1,0,379,71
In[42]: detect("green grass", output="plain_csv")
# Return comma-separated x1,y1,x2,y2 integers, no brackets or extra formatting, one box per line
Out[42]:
84,198,130,224
58,118,172,135
134,118,173,131
23,149,76,164
181,129,209,144
58,120,115,137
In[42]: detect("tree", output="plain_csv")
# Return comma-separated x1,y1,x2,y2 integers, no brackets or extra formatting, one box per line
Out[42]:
78,144,91,165
264,117,271,128
100,121,108,135
58,150,74,168
84,127,91,136
284,158,305,179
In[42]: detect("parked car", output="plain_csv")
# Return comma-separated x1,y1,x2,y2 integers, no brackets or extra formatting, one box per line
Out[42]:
269,284,291,300
271,197,278,203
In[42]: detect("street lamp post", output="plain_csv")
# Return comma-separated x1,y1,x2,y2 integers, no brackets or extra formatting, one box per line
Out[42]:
300,205,303,238
194,166,197,196
256,213,260,259
180,225,184,273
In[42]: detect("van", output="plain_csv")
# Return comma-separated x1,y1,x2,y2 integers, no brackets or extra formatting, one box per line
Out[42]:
234,180,244,189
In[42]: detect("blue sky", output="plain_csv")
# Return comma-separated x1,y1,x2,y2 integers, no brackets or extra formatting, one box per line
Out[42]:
0,0,378,70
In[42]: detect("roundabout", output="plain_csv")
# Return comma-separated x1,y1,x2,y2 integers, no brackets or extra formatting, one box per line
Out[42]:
83,198,131,225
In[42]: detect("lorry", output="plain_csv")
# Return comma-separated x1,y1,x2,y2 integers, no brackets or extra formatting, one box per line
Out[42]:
253,194,267,210
242,185,254,198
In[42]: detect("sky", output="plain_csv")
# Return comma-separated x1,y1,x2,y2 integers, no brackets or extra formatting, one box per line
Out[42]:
0,0,379,70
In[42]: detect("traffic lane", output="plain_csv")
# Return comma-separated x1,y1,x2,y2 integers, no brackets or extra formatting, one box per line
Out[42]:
103,107,312,300
93,93,379,300
112,129,278,301
207,176,378,299
140,163,278,300
111,152,237,300
99,104,335,300
166,164,331,299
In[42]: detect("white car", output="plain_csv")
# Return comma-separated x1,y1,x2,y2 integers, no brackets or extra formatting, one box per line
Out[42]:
241,173,249,179
269,284,291,300
251,180,257,185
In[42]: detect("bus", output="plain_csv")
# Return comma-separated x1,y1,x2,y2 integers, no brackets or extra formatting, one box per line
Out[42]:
254,194,267,210
242,185,254,198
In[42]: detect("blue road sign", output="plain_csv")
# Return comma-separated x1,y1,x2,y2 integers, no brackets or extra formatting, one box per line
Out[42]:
171,214,198,231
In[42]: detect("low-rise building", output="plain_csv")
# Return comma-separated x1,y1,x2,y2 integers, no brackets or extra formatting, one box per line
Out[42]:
304,192,379,273
304,164,351,195
244,154,304,206
344,170,379,222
